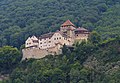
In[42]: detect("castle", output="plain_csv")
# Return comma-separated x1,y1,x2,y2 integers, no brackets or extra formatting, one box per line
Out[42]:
22,20,90,60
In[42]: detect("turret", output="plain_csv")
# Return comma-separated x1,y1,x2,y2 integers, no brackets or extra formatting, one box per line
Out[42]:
60,20,76,32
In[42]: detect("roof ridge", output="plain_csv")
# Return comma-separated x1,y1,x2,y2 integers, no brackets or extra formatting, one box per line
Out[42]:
61,20,75,27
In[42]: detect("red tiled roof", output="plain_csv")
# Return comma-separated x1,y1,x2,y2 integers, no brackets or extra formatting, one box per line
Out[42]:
75,27,90,34
61,20,75,27
75,27,88,31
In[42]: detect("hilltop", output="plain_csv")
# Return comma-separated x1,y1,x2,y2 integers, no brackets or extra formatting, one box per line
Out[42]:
0,0,120,82
4,37,120,83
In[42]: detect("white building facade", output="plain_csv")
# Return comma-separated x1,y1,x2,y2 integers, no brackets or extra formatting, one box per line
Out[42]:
25,20,90,50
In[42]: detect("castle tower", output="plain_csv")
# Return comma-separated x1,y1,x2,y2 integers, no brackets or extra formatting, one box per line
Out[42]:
60,20,76,37
60,20,76,32
60,20,76,45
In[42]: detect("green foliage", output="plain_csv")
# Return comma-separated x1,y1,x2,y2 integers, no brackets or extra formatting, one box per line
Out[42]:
0,0,120,48
6,37,120,83
88,31,102,45
0,0,120,82
0,46,21,73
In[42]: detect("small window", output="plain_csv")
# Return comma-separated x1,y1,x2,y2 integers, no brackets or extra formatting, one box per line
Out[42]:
77,35,78,36
49,41,51,43
44,42,46,43
59,37,61,39
54,38,56,40
57,38,58,40
64,38,67,40
40,42,42,44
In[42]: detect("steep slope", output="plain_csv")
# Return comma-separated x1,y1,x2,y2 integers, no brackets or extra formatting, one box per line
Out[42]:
0,0,120,47
7,37,120,83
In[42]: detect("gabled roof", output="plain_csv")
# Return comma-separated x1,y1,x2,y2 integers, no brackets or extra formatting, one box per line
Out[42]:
55,30,68,38
39,30,68,40
31,35,38,40
61,20,75,27
75,27,88,31
39,32,54,39
75,27,90,34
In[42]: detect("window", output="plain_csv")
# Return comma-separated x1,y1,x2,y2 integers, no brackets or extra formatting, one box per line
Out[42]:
44,42,46,43
54,38,56,40
77,35,78,36
40,42,42,44
57,38,58,40
49,41,51,43
59,37,61,39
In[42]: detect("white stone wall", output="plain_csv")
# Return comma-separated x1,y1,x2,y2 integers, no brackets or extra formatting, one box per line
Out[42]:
75,34,89,41
31,36,38,40
22,44,62,60
25,36,39,48
39,37,55,49
38,32,70,49
22,48,48,60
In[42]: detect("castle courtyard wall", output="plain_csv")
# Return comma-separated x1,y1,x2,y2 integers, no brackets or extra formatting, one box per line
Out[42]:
22,45,62,60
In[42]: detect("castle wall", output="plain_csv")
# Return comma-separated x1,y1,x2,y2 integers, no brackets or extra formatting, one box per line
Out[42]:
75,34,88,41
39,38,54,49
22,44,62,60
22,48,48,60
38,32,67,49
25,36,39,48
23,20,90,60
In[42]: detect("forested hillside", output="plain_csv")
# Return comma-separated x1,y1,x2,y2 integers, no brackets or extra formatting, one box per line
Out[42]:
0,0,120,48
2,37,119,83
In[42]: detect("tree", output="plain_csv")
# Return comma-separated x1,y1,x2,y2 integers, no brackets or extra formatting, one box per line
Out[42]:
0,46,21,72
88,31,102,45
62,44,71,56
